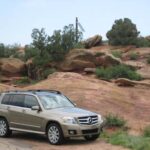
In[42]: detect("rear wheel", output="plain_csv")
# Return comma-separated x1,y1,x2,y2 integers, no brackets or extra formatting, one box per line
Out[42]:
84,134,100,141
0,118,12,137
47,123,64,145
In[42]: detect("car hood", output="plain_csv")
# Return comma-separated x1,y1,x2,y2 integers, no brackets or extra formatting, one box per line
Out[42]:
45,107,97,118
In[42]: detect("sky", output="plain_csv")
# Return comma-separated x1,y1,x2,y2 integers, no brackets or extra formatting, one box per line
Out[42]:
0,0,150,46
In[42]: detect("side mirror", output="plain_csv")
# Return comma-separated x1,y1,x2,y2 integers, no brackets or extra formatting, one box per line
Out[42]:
31,106,40,111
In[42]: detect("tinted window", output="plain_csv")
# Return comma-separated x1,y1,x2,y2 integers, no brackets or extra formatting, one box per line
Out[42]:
11,95,25,107
24,95,39,108
1,95,11,105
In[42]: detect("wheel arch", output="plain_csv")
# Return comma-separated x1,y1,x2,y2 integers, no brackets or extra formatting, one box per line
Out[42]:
45,120,62,133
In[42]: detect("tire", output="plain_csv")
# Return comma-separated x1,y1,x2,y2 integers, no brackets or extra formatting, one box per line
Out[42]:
0,118,12,137
47,123,64,145
84,133,100,141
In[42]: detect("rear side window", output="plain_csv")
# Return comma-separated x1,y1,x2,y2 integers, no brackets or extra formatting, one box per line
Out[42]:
1,95,11,105
24,95,39,108
11,94,25,107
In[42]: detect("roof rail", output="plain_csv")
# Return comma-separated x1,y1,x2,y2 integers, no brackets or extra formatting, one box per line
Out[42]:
4,90,61,94
27,89,61,94
5,90,25,93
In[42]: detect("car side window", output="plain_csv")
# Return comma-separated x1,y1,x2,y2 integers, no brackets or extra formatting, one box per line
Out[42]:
1,94,11,105
24,95,39,108
11,94,25,107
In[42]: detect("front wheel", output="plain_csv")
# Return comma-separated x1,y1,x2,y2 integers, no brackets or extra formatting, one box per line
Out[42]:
0,118,12,137
84,134,100,141
47,123,64,145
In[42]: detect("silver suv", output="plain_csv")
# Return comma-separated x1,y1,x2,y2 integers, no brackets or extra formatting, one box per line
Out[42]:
0,90,104,145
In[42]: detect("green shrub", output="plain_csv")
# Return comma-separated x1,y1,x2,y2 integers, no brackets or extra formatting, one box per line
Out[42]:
108,131,150,150
143,126,150,137
107,18,139,46
111,51,122,58
41,68,56,79
129,52,139,60
136,37,150,48
96,65,141,81
13,77,31,85
105,114,126,128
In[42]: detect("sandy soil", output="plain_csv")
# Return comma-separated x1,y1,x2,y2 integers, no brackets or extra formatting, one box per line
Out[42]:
0,132,128,150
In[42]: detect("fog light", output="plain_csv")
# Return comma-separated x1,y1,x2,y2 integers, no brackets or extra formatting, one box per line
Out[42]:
68,130,77,135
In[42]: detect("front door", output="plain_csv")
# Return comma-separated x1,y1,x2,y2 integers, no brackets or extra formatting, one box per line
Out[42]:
21,95,43,132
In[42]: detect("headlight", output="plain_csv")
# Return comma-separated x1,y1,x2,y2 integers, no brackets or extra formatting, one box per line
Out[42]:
98,114,103,124
62,117,77,124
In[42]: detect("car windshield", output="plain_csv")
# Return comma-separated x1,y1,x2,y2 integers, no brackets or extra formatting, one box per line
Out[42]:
39,94,74,109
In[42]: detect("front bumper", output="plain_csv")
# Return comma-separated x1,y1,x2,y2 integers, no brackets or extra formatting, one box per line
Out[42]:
61,122,103,137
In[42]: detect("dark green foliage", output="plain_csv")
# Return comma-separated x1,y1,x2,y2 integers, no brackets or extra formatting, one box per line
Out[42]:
136,37,150,47
24,45,39,60
111,51,122,58
96,65,142,81
31,28,48,57
129,52,139,60
47,24,83,62
0,43,5,57
107,18,139,46
105,114,126,128
143,126,150,137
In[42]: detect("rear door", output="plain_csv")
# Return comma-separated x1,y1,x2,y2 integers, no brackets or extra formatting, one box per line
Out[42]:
8,94,25,129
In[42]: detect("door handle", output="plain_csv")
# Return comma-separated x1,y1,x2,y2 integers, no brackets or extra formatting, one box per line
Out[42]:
7,106,10,110
22,109,26,113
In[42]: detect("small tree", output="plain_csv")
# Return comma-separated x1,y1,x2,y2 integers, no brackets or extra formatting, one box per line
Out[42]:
0,43,5,57
31,28,48,57
107,18,140,46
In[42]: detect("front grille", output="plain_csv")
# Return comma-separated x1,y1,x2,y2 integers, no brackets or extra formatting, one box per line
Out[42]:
82,128,98,134
78,115,98,125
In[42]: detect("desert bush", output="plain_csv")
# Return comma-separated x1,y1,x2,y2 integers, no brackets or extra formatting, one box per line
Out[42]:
0,43,19,58
143,125,150,137
41,68,56,79
129,52,139,60
13,77,31,85
111,51,122,58
105,114,126,128
107,18,139,46
96,65,141,81
108,131,150,150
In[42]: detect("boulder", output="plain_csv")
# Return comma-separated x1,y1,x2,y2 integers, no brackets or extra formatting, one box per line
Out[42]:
0,58,26,76
96,53,122,67
123,61,145,69
59,49,122,71
114,78,136,87
60,59,95,71
84,68,96,74
59,49,96,71
84,35,102,49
